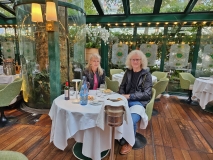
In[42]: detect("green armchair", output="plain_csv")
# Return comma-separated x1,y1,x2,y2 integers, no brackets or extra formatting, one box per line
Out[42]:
0,78,23,127
152,78,169,115
105,76,119,92
179,73,195,104
0,151,28,160
110,69,124,79
133,88,156,150
152,71,168,81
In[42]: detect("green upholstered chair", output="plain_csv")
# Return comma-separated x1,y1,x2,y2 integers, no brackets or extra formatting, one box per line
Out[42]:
133,88,156,150
110,69,124,79
152,71,168,81
0,151,28,160
145,88,156,120
179,73,195,104
0,78,23,127
152,78,169,116
105,76,119,92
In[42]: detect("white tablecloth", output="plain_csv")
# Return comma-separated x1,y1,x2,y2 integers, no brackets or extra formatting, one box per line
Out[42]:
112,73,157,85
49,91,135,160
0,74,20,84
192,78,213,109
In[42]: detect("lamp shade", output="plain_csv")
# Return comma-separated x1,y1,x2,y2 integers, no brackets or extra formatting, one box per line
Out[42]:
46,2,57,21
31,3,43,22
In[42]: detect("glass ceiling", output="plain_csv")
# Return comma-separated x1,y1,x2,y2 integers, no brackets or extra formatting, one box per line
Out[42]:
0,0,213,26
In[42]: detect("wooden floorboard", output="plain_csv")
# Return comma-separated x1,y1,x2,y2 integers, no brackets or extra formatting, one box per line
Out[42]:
0,95,213,160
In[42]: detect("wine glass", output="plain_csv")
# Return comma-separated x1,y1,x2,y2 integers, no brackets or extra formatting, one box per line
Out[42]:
70,87,75,96
99,84,105,92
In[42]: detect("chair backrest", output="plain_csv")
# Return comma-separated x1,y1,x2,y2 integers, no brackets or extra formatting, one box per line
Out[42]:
153,78,169,99
145,88,156,120
0,78,23,107
105,76,119,92
110,69,124,79
152,71,168,81
179,73,195,90
0,151,28,160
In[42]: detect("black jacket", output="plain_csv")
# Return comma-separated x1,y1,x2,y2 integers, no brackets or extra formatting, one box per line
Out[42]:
83,69,105,89
119,68,152,107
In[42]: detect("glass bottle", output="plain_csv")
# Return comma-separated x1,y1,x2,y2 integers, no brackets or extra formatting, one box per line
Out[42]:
79,76,88,105
64,81,70,100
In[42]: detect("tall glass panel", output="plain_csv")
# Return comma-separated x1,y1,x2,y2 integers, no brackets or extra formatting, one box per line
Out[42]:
196,27,213,77
136,27,164,72
165,26,197,93
15,1,85,109
130,0,154,14
109,27,133,71
160,0,190,13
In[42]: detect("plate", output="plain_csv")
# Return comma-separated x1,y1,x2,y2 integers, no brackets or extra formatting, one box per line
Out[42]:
89,101,102,106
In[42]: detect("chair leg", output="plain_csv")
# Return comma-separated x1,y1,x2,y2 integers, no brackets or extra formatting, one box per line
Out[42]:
0,110,8,123
152,108,159,116
187,90,192,104
0,110,18,128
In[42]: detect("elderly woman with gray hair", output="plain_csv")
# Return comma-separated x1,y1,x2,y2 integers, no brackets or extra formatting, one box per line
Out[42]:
119,50,152,155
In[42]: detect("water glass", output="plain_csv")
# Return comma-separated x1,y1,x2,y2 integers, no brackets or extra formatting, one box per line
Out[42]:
70,87,75,96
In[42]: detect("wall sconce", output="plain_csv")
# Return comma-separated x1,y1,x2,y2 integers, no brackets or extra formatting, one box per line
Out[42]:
31,3,43,22
31,1,58,32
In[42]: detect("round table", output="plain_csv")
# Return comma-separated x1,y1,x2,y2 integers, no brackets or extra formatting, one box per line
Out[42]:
192,77,213,112
49,91,135,160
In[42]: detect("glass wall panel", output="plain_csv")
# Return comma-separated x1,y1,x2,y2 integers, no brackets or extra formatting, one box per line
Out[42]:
196,27,213,77
15,1,85,109
130,0,154,14
164,26,197,93
108,27,133,70
136,27,164,72
98,0,124,14
160,0,190,13
192,0,213,12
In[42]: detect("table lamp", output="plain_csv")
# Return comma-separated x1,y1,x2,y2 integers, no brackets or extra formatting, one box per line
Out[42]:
72,79,81,103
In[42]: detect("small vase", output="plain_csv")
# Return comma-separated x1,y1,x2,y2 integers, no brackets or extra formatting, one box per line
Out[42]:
85,48,99,63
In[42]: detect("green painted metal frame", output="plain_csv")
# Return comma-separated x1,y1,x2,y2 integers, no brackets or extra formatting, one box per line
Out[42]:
0,4,15,15
92,0,104,15
100,25,109,76
122,0,130,16
184,0,198,14
160,26,168,71
191,26,201,76
86,13,213,23
153,0,162,14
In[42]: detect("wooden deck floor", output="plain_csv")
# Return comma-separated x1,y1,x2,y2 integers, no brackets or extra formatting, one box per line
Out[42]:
0,96,213,160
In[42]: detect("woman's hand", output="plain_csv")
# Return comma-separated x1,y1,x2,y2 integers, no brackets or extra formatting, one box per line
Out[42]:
122,94,130,99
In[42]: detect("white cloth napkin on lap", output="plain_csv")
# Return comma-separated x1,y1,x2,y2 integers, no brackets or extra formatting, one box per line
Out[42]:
129,105,148,129
96,94,129,130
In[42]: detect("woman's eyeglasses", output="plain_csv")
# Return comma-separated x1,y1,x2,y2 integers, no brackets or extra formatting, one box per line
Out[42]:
130,59,141,62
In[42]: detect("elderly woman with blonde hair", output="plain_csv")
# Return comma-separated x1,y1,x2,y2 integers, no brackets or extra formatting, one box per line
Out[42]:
118,50,152,155
83,53,105,90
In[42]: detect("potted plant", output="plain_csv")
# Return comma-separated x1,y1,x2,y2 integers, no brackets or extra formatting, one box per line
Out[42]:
84,24,110,62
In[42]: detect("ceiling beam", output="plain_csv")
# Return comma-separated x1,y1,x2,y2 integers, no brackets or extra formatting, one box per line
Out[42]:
0,4,15,15
86,13,213,23
0,18,16,25
184,0,198,14
122,0,130,16
0,13,7,19
153,0,162,14
91,0,104,16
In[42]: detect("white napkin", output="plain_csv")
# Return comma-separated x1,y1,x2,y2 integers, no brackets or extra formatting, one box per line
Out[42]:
129,105,148,129
96,94,129,130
